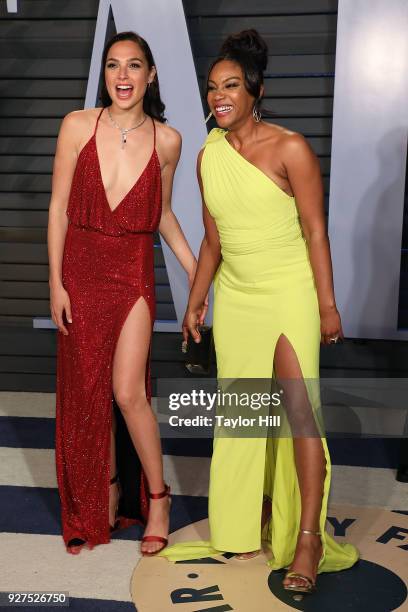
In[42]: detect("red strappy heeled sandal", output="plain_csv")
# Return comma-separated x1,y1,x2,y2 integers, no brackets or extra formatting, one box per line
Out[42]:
141,483,171,556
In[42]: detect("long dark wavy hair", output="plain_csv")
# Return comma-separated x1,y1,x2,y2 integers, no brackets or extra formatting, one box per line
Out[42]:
100,31,166,123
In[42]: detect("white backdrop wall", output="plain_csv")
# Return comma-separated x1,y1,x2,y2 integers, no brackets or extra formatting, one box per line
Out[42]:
329,0,408,339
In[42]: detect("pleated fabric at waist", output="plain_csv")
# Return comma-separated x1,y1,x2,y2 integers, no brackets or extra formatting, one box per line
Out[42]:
217,235,315,294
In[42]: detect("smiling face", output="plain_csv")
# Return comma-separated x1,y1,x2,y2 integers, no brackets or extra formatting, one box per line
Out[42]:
207,59,257,129
104,39,156,110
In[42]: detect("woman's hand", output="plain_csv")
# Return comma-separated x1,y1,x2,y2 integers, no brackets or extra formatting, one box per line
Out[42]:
187,264,208,326
50,281,72,336
320,305,344,345
182,305,206,345
200,294,209,325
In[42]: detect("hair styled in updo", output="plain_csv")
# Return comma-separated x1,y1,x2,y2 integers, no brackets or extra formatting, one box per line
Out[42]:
208,29,268,113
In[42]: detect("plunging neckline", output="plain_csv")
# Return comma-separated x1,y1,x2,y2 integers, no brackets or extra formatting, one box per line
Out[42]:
222,131,295,200
93,135,157,214
91,108,158,214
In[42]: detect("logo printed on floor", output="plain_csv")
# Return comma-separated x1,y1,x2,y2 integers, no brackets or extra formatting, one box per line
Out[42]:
131,505,408,611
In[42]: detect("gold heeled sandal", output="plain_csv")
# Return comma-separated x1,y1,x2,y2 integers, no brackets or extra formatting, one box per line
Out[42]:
284,528,322,594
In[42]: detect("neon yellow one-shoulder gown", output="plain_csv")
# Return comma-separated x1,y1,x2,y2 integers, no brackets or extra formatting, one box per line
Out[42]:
159,128,358,572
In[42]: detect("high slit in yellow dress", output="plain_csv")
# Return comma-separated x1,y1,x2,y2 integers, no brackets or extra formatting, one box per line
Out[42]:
159,128,358,572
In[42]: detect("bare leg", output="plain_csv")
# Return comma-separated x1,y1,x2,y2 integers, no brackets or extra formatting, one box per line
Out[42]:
274,335,325,589
112,297,169,554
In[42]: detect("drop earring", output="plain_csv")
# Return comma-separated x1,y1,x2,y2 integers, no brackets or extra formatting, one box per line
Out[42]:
205,111,213,123
253,105,261,123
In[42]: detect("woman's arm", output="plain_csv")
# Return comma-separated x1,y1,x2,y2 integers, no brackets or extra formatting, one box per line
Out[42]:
157,126,197,285
183,149,222,343
47,112,82,335
282,133,343,344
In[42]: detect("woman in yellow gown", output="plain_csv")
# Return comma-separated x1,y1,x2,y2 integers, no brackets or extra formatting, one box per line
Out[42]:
159,30,358,592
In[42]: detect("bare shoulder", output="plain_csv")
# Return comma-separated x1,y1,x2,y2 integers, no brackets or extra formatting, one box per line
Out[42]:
59,108,102,152
62,107,101,131
265,123,314,161
155,122,182,168
155,121,182,159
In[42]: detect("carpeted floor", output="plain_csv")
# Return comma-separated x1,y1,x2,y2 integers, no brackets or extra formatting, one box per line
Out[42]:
0,392,406,610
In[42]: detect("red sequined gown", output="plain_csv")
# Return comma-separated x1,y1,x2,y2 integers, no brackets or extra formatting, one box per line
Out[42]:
55,107,162,549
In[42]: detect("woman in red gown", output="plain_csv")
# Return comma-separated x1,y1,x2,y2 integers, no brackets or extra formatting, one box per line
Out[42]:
48,32,197,555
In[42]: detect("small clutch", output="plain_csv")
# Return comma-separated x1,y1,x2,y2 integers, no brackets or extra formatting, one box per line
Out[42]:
182,325,214,375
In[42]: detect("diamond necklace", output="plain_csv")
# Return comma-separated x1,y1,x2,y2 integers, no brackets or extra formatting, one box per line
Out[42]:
107,108,147,148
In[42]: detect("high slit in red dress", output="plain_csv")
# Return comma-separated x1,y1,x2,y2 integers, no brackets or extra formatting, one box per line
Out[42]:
55,107,162,549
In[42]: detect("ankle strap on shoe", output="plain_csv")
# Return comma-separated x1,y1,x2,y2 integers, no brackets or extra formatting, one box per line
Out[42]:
149,483,170,499
299,528,321,536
